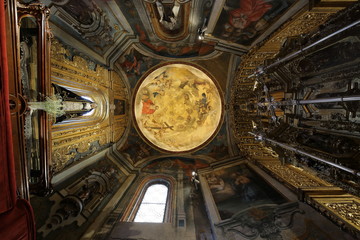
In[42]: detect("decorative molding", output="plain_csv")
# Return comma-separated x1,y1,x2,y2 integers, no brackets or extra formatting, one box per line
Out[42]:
50,40,129,174
143,0,191,41
52,0,114,51
215,202,304,240
52,129,110,173
306,196,360,238
39,160,123,237
259,161,332,189
324,201,360,228
51,39,109,88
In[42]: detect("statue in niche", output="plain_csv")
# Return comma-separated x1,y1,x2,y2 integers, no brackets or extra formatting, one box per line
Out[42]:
77,180,100,204
155,0,181,30
53,84,97,123
20,35,34,98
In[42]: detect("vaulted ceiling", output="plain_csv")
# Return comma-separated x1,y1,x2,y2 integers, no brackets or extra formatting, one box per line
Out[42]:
39,0,307,167
42,0,303,65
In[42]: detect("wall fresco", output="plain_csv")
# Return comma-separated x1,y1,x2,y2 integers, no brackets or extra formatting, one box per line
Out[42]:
205,163,287,220
119,48,161,88
143,157,210,178
117,128,161,165
194,122,229,159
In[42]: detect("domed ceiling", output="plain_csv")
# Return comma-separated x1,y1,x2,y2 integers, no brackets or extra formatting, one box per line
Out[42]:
39,0,304,163
133,63,222,152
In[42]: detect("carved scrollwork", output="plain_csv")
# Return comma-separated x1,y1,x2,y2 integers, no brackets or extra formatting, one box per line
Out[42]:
51,40,108,88
17,2,49,21
52,129,109,173
216,202,304,240
306,197,360,238
260,162,332,188
324,202,360,228
51,0,114,50
39,161,121,237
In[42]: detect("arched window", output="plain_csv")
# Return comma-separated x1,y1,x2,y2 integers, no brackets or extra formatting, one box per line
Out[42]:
122,176,175,223
134,184,169,223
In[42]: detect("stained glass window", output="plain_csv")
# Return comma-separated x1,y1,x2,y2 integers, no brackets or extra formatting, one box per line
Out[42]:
134,184,168,223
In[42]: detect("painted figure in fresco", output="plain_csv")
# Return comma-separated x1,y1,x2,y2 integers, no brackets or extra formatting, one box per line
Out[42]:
227,0,271,29
222,0,272,40
62,0,94,25
230,172,257,201
120,49,152,76
155,0,181,30
207,173,225,192
121,53,142,75
141,94,158,114
206,173,236,202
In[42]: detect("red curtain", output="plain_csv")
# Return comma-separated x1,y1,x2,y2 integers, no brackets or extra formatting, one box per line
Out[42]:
0,0,16,214
0,0,36,239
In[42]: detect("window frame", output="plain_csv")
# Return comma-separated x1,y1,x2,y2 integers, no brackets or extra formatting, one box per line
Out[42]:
133,182,169,223
122,175,175,223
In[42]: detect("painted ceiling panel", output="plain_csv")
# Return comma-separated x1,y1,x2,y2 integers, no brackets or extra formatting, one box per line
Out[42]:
114,0,218,58
44,0,131,56
41,0,305,61
211,0,297,46
133,63,223,152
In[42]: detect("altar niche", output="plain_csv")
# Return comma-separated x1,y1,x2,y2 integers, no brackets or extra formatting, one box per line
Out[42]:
52,84,97,123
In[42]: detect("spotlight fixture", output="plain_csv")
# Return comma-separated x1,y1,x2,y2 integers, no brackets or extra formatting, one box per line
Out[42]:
198,28,205,40
198,17,208,40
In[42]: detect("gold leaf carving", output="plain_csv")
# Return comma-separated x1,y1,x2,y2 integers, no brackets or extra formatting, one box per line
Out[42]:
52,125,101,139
324,202,360,228
112,71,128,98
50,39,108,88
50,39,129,174
51,130,108,173
260,162,332,188
229,8,337,162
259,12,333,52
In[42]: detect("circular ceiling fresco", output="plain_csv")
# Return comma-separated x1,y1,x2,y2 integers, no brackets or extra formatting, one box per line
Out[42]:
134,63,222,152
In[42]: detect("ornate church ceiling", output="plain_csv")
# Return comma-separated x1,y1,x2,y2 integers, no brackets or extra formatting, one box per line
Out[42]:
41,0,305,64
36,0,313,166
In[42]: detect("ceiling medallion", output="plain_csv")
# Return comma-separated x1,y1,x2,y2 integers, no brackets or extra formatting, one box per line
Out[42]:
133,63,222,152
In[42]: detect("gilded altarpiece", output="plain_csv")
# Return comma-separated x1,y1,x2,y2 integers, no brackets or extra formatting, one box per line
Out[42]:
111,70,128,143
230,1,360,237
50,40,129,174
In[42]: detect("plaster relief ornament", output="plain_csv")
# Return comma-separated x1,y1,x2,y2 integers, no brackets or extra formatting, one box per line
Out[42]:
134,63,222,152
